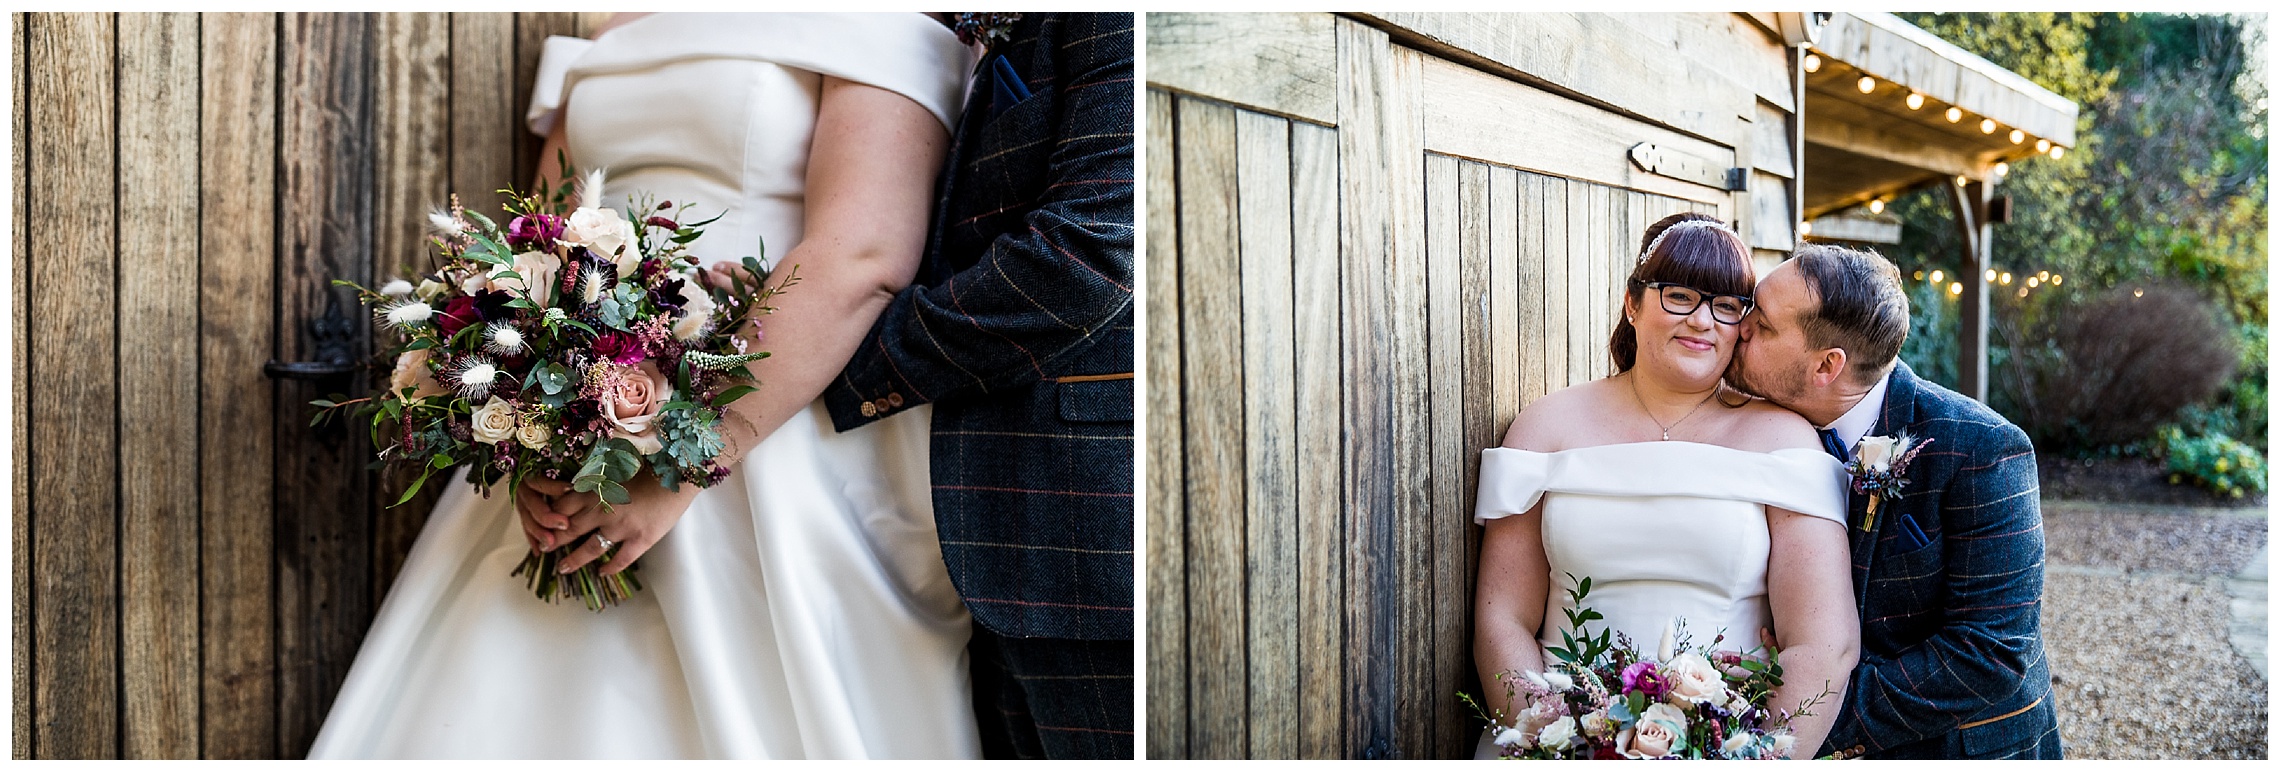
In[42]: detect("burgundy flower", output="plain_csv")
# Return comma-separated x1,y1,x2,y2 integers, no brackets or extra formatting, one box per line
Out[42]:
592,332,646,365
645,216,678,230
472,288,515,322
1620,661,1670,700
437,295,481,338
507,213,564,250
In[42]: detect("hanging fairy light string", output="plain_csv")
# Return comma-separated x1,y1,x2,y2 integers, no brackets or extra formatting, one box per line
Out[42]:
1813,55,2074,224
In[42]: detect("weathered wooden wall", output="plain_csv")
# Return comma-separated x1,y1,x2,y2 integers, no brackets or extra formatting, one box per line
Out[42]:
1146,12,1782,759
12,12,596,759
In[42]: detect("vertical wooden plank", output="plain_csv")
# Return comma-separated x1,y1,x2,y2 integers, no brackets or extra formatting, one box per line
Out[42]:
1489,167,1523,415
1142,88,1187,760
1335,17,1394,758
449,13,515,218
1543,177,1575,389
1236,109,1297,759
29,12,119,759
116,12,200,759
1176,95,1245,759
1435,157,1485,756
1570,182,1596,383
1625,191,1646,278
1591,184,1614,379
1289,120,1343,760
1383,45,1433,760
200,12,278,759
513,12,580,187
12,9,34,761
275,12,374,757
1515,173,1548,403
370,11,450,610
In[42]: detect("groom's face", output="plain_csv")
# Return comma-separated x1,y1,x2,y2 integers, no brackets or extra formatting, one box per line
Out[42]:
1727,262,1815,407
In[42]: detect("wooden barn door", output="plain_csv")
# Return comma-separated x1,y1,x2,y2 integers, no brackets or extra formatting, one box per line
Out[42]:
1147,13,1734,759
12,12,593,759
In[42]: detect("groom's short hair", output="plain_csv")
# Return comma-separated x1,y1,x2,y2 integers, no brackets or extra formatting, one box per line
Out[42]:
1792,243,1909,386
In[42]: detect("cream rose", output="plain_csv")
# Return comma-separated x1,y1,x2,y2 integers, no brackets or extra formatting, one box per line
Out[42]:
471,396,518,445
672,277,717,342
388,349,447,399
1856,435,1897,470
1621,703,1688,758
514,421,552,450
1512,700,1562,741
1579,709,1616,740
1663,651,1729,704
491,250,563,307
562,206,639,272
601,361,670,454
1535,716,1578,750
416,277,448,301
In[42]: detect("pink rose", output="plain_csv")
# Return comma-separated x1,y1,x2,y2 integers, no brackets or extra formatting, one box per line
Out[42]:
387,349,447,399
600,361,670,454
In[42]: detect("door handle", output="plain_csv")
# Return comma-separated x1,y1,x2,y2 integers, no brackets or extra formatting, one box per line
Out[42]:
265,295,360,381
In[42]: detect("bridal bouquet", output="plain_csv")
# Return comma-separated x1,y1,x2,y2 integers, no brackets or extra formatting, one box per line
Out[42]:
1465,575,1823,760
317,167,793,611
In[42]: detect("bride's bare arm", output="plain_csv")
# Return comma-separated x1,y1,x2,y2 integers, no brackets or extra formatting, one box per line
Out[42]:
529,76,949,574
1763,506,1859,758
1475,508,1551,720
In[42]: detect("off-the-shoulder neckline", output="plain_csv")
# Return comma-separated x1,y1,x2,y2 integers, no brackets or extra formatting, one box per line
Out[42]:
1486,440,1830,458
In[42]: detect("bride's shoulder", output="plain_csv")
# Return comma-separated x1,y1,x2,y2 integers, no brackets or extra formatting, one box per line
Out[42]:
1498,380,1614,452
1716,395,1821,454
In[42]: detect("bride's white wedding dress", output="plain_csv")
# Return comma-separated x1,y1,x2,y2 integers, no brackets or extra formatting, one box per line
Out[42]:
1470,441,1846,757
309,14,980,759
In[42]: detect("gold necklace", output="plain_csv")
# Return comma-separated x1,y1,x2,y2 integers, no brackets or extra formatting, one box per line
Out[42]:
1628,370,1717,441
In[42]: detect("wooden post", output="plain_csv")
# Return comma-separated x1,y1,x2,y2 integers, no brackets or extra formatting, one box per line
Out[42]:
1945,179,1992,402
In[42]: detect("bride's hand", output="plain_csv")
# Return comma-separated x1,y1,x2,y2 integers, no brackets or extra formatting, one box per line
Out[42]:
517,474,702,576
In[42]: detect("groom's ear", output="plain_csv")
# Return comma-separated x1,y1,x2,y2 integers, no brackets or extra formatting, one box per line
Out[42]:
1810,347,1850,389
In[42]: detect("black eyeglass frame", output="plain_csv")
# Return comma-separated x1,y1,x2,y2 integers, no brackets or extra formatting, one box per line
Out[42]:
1635,280,1755,325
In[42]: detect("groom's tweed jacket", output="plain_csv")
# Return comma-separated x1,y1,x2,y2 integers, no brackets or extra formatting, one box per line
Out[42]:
1819,361,2060,759
825,14,1134,642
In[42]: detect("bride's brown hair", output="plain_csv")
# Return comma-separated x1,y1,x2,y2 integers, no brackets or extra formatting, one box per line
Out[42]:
1608,217,1754,373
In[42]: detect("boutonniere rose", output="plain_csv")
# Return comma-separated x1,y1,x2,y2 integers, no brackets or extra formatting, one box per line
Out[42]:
1845,431,1931,532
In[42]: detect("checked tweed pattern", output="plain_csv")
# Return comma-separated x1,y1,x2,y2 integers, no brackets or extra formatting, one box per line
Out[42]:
1819,361,2062,759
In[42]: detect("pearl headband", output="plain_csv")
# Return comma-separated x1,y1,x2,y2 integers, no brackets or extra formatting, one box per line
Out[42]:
1637,219,1742,265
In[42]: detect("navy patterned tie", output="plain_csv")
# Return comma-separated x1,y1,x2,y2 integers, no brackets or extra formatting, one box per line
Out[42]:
1818,428,1851,463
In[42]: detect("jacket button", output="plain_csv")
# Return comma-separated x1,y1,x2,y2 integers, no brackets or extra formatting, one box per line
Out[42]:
859,401,877,417
888,392,904,407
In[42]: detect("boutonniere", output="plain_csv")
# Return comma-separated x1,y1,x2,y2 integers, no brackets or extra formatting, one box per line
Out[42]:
1845,432,1930,532
952,13,1022,69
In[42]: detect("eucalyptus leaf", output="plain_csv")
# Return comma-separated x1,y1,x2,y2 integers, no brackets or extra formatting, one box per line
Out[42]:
710,385,757,407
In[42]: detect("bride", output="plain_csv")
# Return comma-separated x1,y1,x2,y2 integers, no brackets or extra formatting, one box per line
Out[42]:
1471,217,1858,758
309,13,980,758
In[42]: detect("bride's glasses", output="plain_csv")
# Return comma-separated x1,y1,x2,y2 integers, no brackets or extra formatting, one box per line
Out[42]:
1642,282,1754,325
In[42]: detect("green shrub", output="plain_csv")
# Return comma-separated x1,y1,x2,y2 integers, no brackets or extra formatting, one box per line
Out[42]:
2158,426,2268,499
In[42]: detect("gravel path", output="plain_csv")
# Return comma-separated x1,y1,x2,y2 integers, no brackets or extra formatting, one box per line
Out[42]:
2041,501,2269,759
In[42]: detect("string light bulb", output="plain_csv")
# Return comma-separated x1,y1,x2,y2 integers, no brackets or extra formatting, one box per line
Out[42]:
2018,287,2030,298
2027,276,2039,288
2035,139,2051,153
2038,270,2049,280
1906,92,1925,110
1985,269,1997,283
2050,146,2065,160
1931,270,1945,283
1869,198,1886,214
2000,272,2013,285
1914,271,1926,281
1995,162,2010,177
1799,220,1813,236
1956,175,1969,186
2051,274,2063,286
1980,118,1998,134
2134,289,2144,298
1946,106,1964,123
1804,53,1822,73
1949,282,1963,296
2009,129,2026,144
1857,76,1877,94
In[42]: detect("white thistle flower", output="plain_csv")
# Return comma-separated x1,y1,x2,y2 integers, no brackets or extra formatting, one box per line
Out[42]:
485,323,526,354
454,358,500,400
379,279,414,296
426,209,465,238
378,300,433,329
543,307,568,323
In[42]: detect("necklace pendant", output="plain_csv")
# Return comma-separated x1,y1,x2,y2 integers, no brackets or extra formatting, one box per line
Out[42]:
1662,430,1670,441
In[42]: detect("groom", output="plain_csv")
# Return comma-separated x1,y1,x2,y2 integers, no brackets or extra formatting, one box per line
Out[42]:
822,13,1134,760
1726,242,2062,759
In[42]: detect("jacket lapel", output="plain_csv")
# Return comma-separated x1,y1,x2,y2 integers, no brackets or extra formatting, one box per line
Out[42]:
1847,361,1920,611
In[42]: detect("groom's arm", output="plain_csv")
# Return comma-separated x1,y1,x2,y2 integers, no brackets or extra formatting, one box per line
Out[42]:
1820,420,2047,756
825,13,1134,432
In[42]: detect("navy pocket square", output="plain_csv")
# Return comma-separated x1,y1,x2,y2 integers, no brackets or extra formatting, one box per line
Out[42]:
988,55,1033,120
1898,514,1933,551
